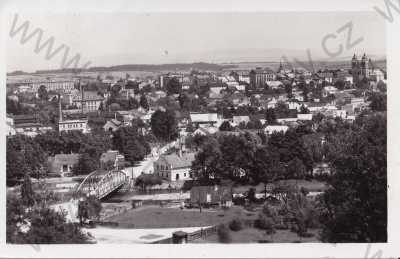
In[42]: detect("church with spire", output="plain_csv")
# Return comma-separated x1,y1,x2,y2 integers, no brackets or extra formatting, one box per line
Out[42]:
351,53,385,85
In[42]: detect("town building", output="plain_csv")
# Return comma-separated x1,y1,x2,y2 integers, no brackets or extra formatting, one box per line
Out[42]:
264,125,289,135
249,67,276,89
15,123,53,137
6,116,16,137
190,113,219,127
72,91,104,113
58,98,90,134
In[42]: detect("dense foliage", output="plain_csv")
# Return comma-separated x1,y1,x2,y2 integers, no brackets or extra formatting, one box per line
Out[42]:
318,112,387,242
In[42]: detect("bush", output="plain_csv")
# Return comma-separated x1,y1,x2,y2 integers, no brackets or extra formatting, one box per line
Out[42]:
229,218,244,232
254,214,275,232
300,187,309,196
262,204,279,223
232,196,246,206
275,223,288,230
299,232,314,238
246,187,256,202
217,224,232,243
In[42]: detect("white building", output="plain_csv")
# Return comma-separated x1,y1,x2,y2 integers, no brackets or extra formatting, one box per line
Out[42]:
264,125,289,135
58,119,90,134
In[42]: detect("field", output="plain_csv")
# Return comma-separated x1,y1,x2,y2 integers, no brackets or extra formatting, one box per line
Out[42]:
106,205,258,228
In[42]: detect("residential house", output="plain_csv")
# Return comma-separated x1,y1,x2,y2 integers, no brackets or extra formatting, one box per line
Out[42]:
103,119,122,132
190,113,219,127
190,185,233,207
100,150,126,170
322,86,339,98
193,126,219,136
297,113,313,121
47,153,80,177
232,115,250,127
154,152,196,181
312,162,332,176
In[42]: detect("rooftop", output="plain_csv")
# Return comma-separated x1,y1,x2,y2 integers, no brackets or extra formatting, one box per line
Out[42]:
159,152,196,169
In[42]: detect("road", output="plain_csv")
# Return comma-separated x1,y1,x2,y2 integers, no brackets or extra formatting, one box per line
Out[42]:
122,140,177,179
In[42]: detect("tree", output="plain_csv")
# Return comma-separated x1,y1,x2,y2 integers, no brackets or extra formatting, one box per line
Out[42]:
252,146,282,196
112,126,150,164
72,153,98,175
319,113,387,242
285,83,293,98
140,94,149,110
219,121,233,131
377,81,386,93
334,79,345,90
38,85,48,101
21,174,35,207
78,195,102,223
6,192,89,244
165,77,182,95
150,109,179,142
109,103,121,111
135,174,162,192
368,93,386,111
275,102,291,118
265,108,277,124
287,157,306,180
7,135,47,185
178,93,191,110
190,138,223,180
299,105,310,114
217,224,232,243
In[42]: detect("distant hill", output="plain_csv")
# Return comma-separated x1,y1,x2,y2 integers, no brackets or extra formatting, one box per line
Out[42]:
32,62,237,74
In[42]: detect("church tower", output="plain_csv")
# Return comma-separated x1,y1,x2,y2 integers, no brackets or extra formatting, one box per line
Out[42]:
351,54,360,84
360,53,369,78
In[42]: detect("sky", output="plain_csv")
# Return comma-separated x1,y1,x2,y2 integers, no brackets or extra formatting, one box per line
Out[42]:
6,12,386,72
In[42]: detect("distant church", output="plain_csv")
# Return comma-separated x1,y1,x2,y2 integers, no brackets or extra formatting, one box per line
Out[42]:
351,53,385,84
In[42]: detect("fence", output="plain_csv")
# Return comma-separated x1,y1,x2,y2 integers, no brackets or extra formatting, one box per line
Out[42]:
187,225,218,242
150,225,218,244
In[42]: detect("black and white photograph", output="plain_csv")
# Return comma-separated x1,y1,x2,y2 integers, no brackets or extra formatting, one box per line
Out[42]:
1,0,399,257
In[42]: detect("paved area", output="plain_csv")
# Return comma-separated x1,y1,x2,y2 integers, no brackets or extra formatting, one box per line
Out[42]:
124,192,190,201
85,226,210,244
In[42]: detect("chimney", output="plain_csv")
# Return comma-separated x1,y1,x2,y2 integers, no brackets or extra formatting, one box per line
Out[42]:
58,94,63,122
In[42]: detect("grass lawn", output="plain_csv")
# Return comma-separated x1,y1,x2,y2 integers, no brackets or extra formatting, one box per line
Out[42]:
233,179,328,194
193,228,321,243
106,205,258,228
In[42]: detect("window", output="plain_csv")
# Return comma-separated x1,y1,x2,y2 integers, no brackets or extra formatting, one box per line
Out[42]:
62,165,68,172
